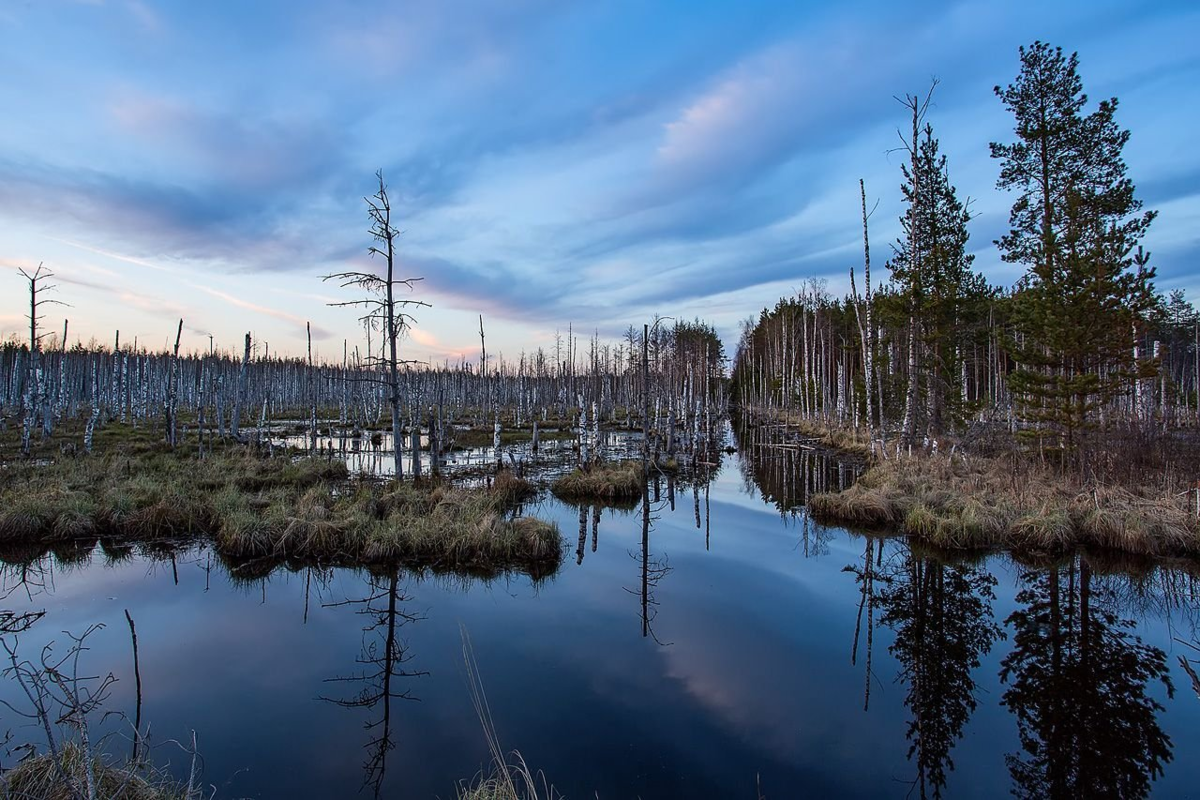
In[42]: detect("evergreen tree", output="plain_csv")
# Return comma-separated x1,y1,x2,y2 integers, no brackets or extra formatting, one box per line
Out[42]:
890,116,988,437
991,42,1156,447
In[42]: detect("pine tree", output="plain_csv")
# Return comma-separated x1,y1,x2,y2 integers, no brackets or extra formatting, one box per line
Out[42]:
889,111,987,437
991,42,1156,447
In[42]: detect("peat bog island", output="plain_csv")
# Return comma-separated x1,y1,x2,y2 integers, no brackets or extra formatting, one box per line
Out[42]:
2,5,1200,799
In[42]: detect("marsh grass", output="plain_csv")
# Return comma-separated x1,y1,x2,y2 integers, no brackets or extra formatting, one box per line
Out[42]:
490,470,537,506
810,454,1200,558
0,426,561,577
551,460,643,501
0,742,192,800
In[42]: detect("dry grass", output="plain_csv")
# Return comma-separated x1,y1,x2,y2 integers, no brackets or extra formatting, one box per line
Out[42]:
0,743,188,800
0,427,561,577
490,470,537,506
551,460,643,501
809,453,1200,558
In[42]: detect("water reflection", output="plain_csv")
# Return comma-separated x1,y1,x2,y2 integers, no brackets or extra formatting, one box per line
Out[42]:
1000,557,1174,799
845,537,882,710
733,417,861,516
3,431,1199,798
322,568,427,797
877,546,1003,799
634,486,672,644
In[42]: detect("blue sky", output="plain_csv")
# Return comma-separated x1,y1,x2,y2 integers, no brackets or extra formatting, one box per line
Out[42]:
1,0,1197,362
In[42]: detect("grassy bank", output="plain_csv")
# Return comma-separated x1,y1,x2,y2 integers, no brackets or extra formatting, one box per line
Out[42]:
445,426,575,450
809,455,1200,558
0,426,560,577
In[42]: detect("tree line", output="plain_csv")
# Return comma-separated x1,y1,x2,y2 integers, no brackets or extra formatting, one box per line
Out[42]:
1,261,726,475
732,42,1200,458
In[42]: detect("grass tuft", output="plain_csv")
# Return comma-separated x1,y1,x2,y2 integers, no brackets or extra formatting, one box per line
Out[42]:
0,426,561,579
0,742,187,800
551,460,643,501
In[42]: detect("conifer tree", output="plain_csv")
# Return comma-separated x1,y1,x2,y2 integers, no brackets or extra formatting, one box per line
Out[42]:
889,103,986,437
991,42,1156,447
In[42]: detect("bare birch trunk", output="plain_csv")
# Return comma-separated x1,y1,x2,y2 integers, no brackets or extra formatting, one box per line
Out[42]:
232,332,250,441
166,319,182,448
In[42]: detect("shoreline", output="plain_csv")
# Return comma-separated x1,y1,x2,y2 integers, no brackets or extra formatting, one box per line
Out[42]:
734,409,1200,562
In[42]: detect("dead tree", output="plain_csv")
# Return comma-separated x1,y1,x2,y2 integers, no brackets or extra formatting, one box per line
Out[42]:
17,263,67,455
165,319,183,448
326,171,430,479
231,332,251,441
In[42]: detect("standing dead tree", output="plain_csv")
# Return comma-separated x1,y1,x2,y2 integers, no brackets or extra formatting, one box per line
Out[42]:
325,170,430,479
850,179,885,457
165,319,183,448
18,263,68,455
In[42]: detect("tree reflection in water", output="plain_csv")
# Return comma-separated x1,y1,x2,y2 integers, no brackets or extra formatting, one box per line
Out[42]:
1000,556,1174,799
875,544,1003,799
630,481,671,644
322,568,427,798
733,417,860,518
735,418,856,558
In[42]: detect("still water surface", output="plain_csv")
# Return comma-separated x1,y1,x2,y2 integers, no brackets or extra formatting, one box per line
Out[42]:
2,426,1198,798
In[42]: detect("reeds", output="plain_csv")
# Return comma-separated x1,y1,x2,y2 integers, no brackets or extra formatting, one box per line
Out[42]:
456,629,560,800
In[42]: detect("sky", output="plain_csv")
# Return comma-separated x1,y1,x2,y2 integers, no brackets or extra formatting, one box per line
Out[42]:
1,0,1198,364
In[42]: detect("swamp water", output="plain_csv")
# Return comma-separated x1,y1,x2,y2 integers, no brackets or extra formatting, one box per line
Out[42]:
2,425,1198,798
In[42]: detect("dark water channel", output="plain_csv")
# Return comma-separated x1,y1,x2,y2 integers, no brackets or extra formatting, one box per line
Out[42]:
2,424,1198,798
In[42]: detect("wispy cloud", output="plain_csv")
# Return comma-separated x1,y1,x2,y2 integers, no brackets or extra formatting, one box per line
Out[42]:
188,284,333,341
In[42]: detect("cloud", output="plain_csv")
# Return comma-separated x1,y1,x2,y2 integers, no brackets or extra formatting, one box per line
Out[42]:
0,157,358,272
189,284,333,341
108,91,345,192
2,0,1199,358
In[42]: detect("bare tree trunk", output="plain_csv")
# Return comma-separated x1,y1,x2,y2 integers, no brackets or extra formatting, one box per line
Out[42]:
308,322,318,456
166,319,182,448
232,332,250,441
84,358,99,453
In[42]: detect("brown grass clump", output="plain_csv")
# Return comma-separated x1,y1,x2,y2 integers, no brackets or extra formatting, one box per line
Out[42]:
809,451,1200,559
551,460,643,501
490,469,537,505
1,743,186,800
361,486,561,573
